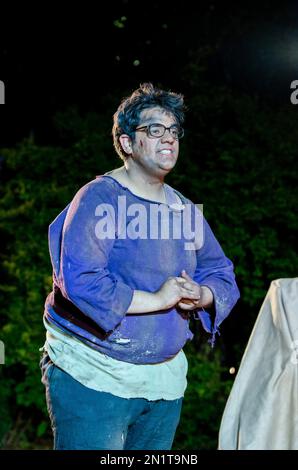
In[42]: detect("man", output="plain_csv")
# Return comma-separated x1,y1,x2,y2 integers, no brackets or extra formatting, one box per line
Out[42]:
40,82,240,450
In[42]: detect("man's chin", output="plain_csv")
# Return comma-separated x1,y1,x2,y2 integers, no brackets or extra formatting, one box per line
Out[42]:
159,162,176,173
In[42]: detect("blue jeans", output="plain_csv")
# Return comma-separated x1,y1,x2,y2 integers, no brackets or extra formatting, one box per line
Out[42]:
40,353,183,450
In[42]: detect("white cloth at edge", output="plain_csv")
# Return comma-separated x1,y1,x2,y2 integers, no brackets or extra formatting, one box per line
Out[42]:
218,278,298,450
42,317,188,401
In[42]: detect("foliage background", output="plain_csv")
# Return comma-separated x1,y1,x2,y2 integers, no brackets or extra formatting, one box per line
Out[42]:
0,0,297,450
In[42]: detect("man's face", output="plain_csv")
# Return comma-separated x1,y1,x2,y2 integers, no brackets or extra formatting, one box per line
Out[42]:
130,107,180,177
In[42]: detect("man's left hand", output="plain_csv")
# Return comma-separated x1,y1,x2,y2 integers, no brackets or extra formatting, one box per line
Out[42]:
177,270,213,310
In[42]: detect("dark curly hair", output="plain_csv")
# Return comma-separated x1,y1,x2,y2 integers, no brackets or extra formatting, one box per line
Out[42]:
112,82,186,161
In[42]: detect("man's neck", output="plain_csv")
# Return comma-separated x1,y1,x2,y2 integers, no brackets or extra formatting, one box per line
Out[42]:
119,165,166,203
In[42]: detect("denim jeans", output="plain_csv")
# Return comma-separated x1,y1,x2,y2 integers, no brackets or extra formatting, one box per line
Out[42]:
40,353,183,450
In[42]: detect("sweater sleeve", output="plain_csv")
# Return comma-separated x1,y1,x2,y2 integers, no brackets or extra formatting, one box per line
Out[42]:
59,180,134,333
193,216,240,346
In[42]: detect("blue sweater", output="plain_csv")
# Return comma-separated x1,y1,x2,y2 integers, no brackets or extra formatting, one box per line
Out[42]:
44,175,240,364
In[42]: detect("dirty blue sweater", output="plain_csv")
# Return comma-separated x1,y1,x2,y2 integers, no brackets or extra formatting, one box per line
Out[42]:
44,175,240,364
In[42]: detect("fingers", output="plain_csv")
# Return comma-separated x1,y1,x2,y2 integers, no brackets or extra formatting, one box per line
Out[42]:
175,277,196,291
180,272,201,298
177,302,193,310
182,281,195,290
181,270,193,281
179,298,196,305
180,288,200,299
185,298,201,305
180,272,197,290
167,276,200,302
173,276,200,300
178,299,201,310
176,278,196,292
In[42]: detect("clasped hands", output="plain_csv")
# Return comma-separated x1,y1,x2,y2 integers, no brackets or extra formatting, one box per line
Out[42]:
176,270,202,310
155,270,213,312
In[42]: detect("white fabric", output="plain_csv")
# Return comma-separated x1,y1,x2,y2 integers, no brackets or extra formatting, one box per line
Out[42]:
43,317,188,401
218,278,298,450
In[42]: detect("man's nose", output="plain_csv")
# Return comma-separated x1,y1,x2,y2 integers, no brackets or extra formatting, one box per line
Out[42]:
161,129,175,142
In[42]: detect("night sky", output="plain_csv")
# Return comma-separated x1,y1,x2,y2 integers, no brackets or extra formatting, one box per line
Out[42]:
1,0,298,146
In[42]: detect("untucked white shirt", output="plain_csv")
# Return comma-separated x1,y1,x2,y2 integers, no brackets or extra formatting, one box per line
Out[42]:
42,318,188,401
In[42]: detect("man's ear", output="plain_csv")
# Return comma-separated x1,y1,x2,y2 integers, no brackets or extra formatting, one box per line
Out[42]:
119,135,133,155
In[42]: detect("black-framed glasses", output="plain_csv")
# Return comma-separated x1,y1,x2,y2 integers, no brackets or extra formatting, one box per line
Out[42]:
135,123,184,140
